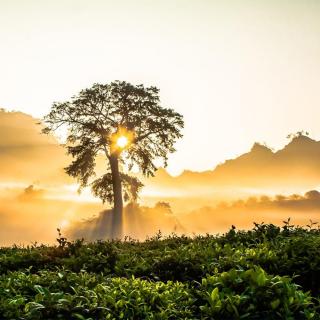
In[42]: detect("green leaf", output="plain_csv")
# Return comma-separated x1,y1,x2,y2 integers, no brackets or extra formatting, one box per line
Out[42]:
270,299,280,309
73,314,86,320
34,285,45,295
256,270,266,286
210,287,219,301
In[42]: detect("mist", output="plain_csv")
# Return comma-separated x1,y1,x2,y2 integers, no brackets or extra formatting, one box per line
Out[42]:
1,110,320,245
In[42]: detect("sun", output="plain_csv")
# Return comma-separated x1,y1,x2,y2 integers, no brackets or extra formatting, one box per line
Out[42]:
116,136,129,149
110,128,134,152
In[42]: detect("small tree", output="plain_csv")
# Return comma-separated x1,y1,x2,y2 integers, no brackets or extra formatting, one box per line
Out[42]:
43,81,184,238
287,131,309,139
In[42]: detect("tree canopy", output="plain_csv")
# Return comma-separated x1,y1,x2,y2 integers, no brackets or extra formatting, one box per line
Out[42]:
43,81,184,206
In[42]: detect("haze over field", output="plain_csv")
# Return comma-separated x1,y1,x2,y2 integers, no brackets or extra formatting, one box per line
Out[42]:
1,110,320,245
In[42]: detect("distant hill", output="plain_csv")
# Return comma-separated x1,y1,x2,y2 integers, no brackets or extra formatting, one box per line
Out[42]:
0,109,70,184
0,109,106,185
147,134,320,192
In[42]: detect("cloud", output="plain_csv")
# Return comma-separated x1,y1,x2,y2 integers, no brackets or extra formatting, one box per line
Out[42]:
222,190,320,211
0,185,104,246
179,190,320,234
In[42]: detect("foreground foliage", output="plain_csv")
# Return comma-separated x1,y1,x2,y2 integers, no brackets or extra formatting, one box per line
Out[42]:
1,221,320,319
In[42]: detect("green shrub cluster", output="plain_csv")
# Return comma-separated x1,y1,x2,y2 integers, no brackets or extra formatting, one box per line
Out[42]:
0,222,320,319
0,268,315,319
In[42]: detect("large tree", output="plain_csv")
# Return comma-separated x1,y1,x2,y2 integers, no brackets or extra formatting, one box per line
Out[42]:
43,81,184,238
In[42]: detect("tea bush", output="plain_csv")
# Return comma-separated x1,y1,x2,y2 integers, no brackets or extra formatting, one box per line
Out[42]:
0,222,320,319
0,271,195,319
197,267,315,319
0,268,316,319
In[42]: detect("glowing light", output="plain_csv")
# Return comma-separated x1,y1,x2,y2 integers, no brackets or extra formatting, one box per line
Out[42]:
60,219,70,228
110,128,134,153
116,136,129,149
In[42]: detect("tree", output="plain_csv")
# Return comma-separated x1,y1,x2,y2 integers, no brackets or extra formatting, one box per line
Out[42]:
287,131,309,139
154,201,172,215
43,81,184,238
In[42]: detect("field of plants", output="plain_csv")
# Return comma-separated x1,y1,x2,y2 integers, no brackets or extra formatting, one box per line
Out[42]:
1,220,320,319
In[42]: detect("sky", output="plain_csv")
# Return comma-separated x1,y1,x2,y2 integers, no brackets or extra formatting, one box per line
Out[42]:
1,0,320,175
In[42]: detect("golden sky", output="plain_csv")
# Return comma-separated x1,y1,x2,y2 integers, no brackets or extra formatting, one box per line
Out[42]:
1,0,320,175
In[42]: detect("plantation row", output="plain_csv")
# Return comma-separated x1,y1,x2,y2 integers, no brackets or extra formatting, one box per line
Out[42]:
0,267,315,319
1,222,320,319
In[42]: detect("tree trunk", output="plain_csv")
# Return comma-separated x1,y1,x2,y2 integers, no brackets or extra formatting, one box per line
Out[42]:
109,153,123,239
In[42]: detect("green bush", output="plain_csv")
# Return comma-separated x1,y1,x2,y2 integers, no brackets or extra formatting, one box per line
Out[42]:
0,268,317,319
197,267,315,319
0,271,195,319
1,223,320,319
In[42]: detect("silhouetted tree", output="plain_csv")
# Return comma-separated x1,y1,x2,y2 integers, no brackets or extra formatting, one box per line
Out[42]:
43,81,184,238
154,201,172,214
287,131,309,139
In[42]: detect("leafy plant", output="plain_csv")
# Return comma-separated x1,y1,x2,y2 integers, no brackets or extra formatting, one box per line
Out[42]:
1,223,320,319
197,267,315,319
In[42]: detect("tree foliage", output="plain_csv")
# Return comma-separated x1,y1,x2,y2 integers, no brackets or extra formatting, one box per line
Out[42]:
91,173,143,203
43,81,184,204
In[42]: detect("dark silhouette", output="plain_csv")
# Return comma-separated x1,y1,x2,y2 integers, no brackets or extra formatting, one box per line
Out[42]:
43,81,184,238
